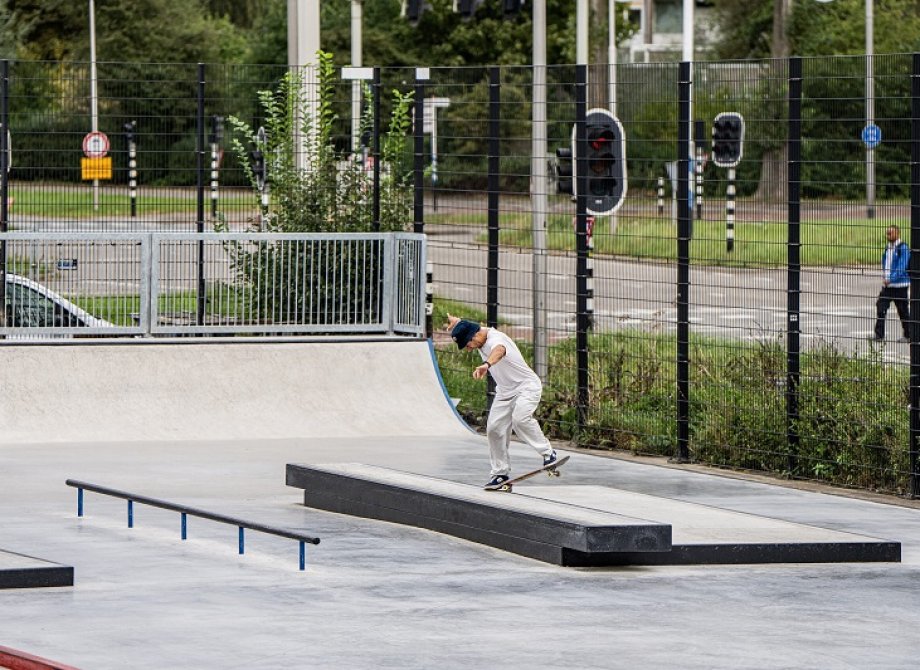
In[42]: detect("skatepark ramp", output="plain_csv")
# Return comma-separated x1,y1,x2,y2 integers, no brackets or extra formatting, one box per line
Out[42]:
0,338,468,445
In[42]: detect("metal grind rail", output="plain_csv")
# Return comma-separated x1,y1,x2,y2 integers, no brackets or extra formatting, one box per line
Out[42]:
65,479,320,571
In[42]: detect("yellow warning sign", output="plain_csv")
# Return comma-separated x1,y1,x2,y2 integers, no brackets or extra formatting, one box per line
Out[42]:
81,157,112,180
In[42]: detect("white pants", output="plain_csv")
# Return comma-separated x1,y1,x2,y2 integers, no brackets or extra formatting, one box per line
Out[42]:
487,385,553,476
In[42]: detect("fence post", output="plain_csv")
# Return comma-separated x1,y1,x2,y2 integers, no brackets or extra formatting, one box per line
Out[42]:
196,63,206,327
382,234,396,335
487,67,501,412
414,71,425,236
0,59,8,328
787,57,802,475
675,61,691,464
372,66,381,232
575,64,590,435
909,53,920,499
413,72,430,335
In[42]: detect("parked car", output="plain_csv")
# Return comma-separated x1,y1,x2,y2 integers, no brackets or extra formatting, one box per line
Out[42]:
3,273,114,332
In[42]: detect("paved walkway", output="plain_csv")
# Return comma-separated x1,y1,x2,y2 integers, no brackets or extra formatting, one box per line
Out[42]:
0,339,918,669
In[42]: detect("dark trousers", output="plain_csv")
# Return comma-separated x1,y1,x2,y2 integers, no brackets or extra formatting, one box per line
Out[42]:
875,285,910,339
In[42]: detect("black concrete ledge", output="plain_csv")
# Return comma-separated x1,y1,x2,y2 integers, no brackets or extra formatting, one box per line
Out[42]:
565,541,901,567
286,463,671,566
0,550,74,589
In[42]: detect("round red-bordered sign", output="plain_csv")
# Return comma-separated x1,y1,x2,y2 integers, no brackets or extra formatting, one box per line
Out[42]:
82,131,110,158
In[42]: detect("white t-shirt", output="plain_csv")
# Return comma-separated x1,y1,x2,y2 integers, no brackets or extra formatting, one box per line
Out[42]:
479,328,541,397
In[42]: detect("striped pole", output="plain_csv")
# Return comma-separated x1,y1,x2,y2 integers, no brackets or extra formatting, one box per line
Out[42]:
425,262,434,338
586,216,594,330
657,176,665,216
695,145,704,219
210,143,219,220
128,140,137,218
726,167,736,252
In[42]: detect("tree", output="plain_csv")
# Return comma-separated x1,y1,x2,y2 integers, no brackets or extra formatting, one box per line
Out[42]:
4,0,247,63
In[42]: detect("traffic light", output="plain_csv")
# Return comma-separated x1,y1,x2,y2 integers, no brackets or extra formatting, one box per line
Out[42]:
455,0,485,20
581,108,627,216
554,146,573,195
123,120,136,145
711,112,744,168
402,0,429,25
250,148,265,192
503,0,525,16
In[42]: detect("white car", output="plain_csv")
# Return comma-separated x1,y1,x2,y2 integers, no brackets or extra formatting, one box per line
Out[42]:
4,273,114,332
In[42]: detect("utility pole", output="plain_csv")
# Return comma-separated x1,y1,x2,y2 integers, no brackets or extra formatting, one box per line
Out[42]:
532,0,548,380
351,0,363,154
288,0,321,169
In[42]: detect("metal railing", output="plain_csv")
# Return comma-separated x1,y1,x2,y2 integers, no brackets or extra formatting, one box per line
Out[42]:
0,232,426,338
66,479,320,571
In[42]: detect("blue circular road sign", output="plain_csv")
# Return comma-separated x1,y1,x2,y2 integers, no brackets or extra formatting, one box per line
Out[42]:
862,124,882,149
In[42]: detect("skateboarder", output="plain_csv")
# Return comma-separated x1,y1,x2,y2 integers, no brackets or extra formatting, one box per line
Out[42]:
447,313,558,489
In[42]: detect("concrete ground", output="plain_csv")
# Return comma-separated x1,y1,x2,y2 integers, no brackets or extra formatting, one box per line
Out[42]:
1,340,919,669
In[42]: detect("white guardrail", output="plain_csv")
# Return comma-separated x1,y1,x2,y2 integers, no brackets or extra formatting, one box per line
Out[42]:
0,232,427,338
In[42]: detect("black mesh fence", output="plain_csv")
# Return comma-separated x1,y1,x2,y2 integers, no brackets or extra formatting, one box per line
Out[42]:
1,55,919,496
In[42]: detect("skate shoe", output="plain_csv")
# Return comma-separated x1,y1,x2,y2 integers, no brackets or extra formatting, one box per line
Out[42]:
484,474,511,491
543,450,559,468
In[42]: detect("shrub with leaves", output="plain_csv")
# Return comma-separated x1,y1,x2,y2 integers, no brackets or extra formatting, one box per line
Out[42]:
216,51,414,326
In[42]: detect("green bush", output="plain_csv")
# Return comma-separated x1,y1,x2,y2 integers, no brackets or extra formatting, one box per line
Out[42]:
436,325,913,494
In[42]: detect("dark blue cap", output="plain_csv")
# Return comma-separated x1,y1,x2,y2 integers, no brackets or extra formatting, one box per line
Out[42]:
451,320,481,350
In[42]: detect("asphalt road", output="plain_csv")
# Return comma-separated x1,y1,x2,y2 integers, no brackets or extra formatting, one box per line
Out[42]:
428,235,909,364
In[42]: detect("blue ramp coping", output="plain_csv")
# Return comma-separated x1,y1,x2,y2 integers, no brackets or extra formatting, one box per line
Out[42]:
285,463,672,566
0,549,73,589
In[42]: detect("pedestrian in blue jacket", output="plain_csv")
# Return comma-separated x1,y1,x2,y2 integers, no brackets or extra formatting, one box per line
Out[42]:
873,225,911,342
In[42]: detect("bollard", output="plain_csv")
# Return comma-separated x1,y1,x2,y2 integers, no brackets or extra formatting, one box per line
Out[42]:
657,176,665,216
726,167,736,252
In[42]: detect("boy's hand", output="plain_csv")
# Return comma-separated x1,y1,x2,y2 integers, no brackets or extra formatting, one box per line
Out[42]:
446,312,460,330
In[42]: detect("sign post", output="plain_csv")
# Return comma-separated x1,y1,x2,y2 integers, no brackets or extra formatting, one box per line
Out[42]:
81,131,112,182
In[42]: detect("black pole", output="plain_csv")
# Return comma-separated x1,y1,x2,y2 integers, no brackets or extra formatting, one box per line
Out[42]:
676,61,691,463
413,78,425,235
487,67,501,411
909,53,920,499
372,67,381,232
787,57,802,475
0,60,8,328
414,76,431,337
196,63,206,327
575,64,589,435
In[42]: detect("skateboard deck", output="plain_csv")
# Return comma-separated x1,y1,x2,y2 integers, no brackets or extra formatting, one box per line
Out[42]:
484,454,570,492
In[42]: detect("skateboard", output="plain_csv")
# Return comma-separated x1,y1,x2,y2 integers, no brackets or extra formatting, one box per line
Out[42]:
484,454,570,492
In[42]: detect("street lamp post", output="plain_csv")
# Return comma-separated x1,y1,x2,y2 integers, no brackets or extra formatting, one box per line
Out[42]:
89,0,99,211
817,0,874,218
866,0,875,219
